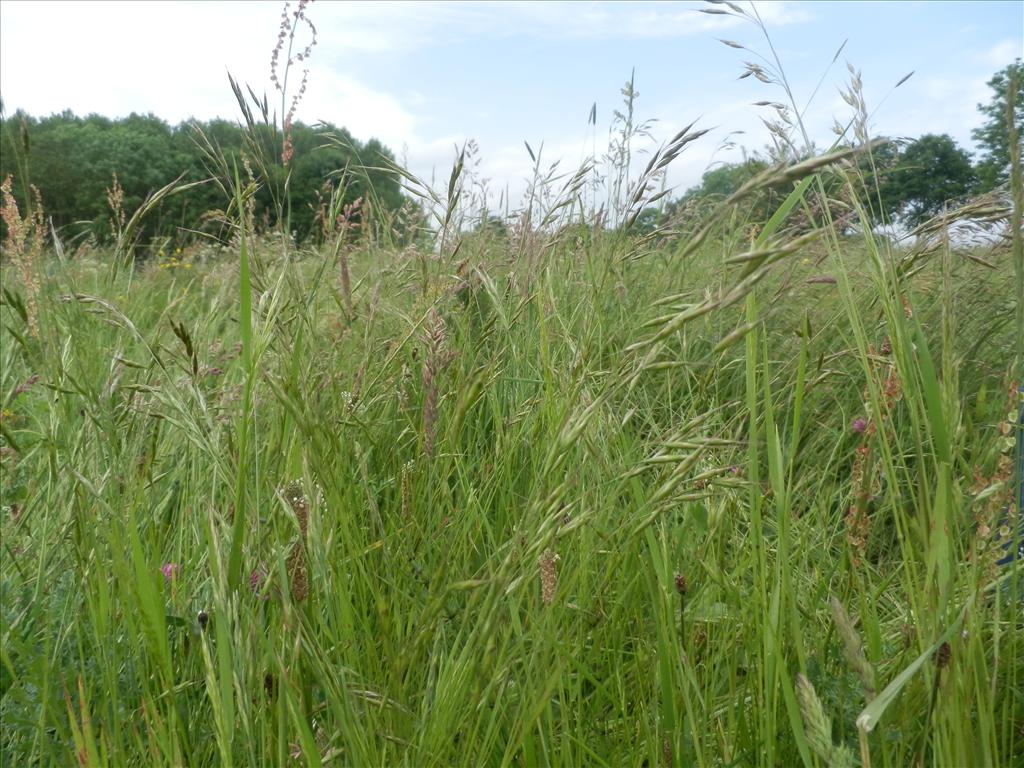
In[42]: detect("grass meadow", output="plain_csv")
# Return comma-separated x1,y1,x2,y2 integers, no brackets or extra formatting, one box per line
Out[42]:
1,7,1023,767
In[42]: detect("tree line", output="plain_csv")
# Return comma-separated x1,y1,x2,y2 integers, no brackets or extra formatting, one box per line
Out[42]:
1,60,1019,249
0,109,407,247
673,60,1022,229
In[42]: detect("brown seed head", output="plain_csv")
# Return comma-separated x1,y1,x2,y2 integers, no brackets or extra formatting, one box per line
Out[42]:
674,572,689,596
287,543,308,602
284,480,309,539
264,672,277,699
539,548,559,606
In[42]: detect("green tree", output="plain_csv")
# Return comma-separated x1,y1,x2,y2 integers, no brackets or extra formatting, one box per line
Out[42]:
672,157,777,224
972,59,1023,191
0,109,409,248
878,134,976,227
631,207,663,235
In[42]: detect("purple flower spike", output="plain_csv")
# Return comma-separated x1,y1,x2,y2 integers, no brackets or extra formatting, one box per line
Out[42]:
161,562,179,582
851,417,868,434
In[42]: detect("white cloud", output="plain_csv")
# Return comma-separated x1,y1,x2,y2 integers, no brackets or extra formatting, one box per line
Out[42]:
312,2,468,55
0,1,425,135
1,1,277,120
877,74,991,148
976,39,1022,68
301,69,418,146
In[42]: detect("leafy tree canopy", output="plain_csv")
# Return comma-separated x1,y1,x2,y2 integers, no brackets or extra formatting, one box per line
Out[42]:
972,59,1023,191
674,157,777,223
0,109,407,248
878,134,976,227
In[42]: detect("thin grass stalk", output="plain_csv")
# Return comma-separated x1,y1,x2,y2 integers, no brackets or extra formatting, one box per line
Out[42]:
228,161,254,592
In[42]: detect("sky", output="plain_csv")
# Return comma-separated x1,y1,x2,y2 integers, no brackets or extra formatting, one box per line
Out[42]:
1,0,1021,208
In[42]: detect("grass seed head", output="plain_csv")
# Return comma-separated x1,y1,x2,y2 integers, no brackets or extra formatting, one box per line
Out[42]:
829,596,876,699
796,673,855,768
285,480,309,538
674,572,689,596
283,481,309,601
1,175,44,336
539,548,559,606
421,308,453,457
287,544,308,603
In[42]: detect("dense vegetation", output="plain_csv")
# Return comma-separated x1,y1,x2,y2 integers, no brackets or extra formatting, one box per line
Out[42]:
0,110,406,247
1,3,1021,766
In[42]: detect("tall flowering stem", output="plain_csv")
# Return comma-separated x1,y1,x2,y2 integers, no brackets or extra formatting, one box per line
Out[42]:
1,175,44,336
270,0,317,167
845,350,903,566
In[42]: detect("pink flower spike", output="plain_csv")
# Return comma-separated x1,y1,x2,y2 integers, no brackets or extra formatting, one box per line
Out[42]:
161,563,179,583
851,417,868,434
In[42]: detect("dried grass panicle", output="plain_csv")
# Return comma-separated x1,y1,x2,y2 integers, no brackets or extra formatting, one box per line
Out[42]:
829,596,876,700
106,172,126,235
1,175,45,336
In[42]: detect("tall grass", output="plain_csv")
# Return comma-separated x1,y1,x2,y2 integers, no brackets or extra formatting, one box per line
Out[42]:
1,4,1022,767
